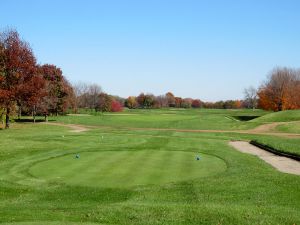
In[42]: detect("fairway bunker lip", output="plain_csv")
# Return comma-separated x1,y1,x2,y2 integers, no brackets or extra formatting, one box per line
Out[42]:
27,150,228,188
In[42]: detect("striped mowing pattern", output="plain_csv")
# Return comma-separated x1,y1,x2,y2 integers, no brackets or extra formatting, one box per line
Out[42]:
29,150,226,188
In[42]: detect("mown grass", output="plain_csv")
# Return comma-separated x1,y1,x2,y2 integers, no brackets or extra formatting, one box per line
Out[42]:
29,150,226,188
0,109,299,224
251,135,300,156
54,108,268,131
253,109,300,122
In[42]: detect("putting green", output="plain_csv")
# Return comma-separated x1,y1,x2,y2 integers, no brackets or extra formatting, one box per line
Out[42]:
29,150,226,188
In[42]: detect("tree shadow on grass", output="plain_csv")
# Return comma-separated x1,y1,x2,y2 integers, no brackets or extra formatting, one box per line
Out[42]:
15,118,56,123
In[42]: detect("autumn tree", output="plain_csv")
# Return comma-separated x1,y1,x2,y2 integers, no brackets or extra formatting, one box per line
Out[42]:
175,97,183,108
111,100,123,112
145,94,155,108
191,99,202,108
21,75,46,122
0,38,5,125
258,67,300,111
181,98,192,108
166,92,176,107
0,30,42,128
137,93,145,108
39,64,74,116
125,96,138,109
97,93,112,112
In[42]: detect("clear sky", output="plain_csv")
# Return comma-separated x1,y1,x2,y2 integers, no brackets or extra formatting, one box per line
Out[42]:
1,0,300,101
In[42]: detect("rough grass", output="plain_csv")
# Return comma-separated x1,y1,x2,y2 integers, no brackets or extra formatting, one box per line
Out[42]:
0,109,300,224
276,121,300,134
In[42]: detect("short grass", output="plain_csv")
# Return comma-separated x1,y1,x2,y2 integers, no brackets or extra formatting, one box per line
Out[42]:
0,109,300,225
55,108,268,131
253,109,300,122
251,135,300,156
29,150,226,188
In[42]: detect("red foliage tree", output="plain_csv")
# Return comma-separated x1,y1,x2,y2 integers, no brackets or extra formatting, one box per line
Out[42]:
0,30,41,128
111,100,123,112
38,64,74,116
191,99,202,108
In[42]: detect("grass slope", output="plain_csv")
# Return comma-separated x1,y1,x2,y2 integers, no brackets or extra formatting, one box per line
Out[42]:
276,121,300,134
251,136,300,156
253,110,300,122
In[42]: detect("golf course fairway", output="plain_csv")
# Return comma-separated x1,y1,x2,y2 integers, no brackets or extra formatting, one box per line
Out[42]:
29,150,227,188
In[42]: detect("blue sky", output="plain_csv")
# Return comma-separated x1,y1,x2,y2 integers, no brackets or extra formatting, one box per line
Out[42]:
1,0,300,101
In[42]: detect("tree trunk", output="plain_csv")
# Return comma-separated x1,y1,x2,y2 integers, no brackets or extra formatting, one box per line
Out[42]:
5,108,10,129
33,105,36,123
45,114,48,122
18,106,22,120
0,113,3,129
278,102,283,111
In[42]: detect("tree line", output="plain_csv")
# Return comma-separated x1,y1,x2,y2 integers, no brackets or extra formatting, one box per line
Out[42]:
63,67,300,112
1,29,299,129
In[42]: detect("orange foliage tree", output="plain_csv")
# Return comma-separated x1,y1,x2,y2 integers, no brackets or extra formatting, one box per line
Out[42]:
258,67,300,111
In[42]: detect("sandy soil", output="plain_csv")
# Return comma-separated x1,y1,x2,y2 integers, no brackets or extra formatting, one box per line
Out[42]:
229,141,300,175
44,122,90,133
247,122,283,133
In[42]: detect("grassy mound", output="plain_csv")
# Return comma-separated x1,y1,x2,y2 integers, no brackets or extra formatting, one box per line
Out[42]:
276,122,300,134
252,110,300,122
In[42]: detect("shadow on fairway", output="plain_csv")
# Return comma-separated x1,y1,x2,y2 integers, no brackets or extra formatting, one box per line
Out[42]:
15,118,56,123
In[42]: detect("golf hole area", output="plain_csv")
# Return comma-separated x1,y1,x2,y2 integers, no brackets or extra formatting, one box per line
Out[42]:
29,150,227,188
